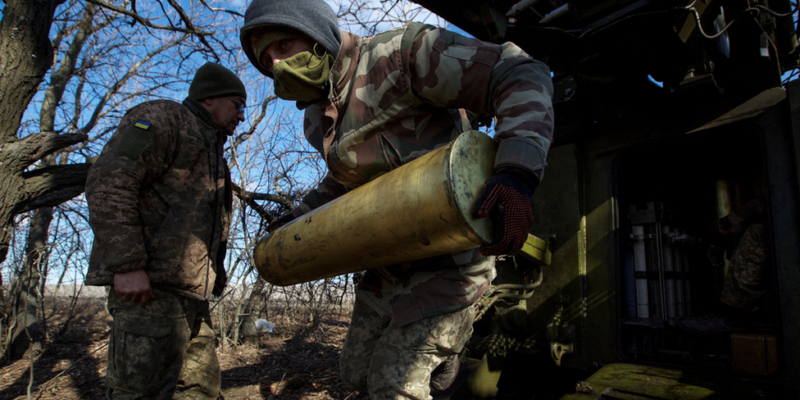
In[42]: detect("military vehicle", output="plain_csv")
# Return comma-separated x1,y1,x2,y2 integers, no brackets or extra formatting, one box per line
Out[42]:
408,0,800,398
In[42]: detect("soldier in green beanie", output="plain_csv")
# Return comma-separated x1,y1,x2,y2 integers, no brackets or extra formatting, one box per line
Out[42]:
85,62,247,399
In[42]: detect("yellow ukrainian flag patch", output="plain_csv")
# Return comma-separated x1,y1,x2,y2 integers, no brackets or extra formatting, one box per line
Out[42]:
134,120,151,130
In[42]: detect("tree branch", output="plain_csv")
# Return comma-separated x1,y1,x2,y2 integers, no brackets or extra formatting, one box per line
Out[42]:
163,0,217,57
230,182,298,222
233,95,278,146
84,0,214,36
0,132,87,171
16,163,92,214
78,34,189,135
40,3,99,132
197,0,244,17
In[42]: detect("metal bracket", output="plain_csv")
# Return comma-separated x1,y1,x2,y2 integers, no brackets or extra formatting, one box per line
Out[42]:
551,341,574,366
481,4,508,41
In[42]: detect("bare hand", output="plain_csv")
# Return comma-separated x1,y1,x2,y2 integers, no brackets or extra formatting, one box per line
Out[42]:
113,269,155,303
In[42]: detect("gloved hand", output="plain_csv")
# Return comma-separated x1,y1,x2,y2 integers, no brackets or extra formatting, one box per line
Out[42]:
473,168,538,256
430,354,460,392
267,212,296,233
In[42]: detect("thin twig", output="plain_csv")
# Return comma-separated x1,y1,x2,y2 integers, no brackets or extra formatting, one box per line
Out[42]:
84,0,213,36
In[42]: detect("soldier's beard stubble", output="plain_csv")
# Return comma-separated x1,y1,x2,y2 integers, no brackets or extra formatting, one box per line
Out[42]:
212,119,236,136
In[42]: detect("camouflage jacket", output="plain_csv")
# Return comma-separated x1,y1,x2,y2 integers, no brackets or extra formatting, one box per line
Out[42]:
85,98,232,301
295,23,554,325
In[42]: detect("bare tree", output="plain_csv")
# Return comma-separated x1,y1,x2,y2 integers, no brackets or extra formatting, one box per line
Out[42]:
0,0,447,363
0,0,249,360
331,0,446,34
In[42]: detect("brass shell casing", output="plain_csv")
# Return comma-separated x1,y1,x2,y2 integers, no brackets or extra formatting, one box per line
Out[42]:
254,130,497,286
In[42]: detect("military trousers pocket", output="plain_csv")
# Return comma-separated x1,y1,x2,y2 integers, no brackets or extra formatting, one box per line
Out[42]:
109,314,174,395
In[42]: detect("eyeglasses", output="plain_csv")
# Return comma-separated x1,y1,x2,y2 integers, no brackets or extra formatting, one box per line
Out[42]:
228,97,246,114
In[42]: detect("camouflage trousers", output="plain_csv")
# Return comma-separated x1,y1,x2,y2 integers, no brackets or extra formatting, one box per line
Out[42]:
106,288,220,400
340,293,474,400
721,223,768,312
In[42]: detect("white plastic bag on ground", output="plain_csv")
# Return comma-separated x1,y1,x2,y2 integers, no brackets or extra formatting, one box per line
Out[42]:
255,319,275,333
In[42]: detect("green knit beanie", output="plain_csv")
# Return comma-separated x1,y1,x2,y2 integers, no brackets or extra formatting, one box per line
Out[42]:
189,62,247,100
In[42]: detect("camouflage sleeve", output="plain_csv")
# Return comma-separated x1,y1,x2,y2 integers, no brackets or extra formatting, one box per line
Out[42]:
291,173,349,217
408,25,554,181
298,104,351,216
85,104,179,274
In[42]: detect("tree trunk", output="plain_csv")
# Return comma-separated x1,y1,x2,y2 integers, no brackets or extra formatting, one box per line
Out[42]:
240,315,259,347
7,207,52,359
0,0,90,358
0,0,56,262
0,0,57,143
240,279,266,347
0,0,69,263
5,1,102,360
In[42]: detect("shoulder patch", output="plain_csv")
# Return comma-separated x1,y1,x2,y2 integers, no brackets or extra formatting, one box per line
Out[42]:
134,120,151,130
112,123,156,160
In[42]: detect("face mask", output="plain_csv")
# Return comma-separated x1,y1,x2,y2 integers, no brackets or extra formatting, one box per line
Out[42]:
272,48,335,102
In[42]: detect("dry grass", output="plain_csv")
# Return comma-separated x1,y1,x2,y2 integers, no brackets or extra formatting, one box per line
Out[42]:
0,296,364,400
